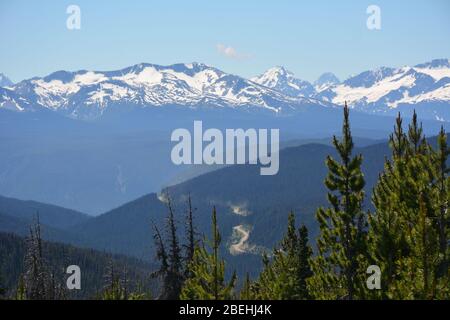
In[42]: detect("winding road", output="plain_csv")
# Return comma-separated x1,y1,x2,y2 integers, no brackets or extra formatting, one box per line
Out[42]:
229,225,251,255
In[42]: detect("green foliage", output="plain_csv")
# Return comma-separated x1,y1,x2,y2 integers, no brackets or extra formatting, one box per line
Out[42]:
101,278,126,300
308,103,369,300
252,212,313,300
239,273,255,300
15,275,26,300
180,207,236,300
368,112,450,299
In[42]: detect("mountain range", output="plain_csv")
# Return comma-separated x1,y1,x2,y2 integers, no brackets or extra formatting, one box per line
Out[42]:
1,60,449,214
0,63,330,120
253,58,450,120
1,58,449,121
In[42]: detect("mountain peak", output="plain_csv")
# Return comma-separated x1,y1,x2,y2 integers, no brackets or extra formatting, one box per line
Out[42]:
267,66,293,75
0,73,13,87
254,66,294,83
251,66,314,98
314,72,340,87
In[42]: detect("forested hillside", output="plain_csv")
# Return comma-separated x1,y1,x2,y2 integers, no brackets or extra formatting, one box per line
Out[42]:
0,195,90,228
0,232,154,299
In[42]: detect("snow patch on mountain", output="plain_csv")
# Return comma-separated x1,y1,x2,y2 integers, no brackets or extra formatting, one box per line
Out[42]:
251,66,315,97
414,66,450,81
2,63,326,119
313,59,450,119
314,72,340,92
332,69,417,105
1,59,450,120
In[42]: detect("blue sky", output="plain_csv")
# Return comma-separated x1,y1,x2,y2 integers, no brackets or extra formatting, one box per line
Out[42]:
1,0,449,83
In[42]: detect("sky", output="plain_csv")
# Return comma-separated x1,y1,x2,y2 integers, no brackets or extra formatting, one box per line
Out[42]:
0,0,449,83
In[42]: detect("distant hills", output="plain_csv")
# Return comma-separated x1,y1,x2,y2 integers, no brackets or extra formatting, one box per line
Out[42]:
1,110,409,215
0,139,392,277
1,133,447,278
0,194,89,229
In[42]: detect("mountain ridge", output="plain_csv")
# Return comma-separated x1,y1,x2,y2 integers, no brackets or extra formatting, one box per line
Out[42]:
2,58,449,121
1,62,330,120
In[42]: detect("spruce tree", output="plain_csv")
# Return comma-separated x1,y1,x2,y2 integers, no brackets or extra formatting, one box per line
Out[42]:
308,103,368,300
180,207,236,300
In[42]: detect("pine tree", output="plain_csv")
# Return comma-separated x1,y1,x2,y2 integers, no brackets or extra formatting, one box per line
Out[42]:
297,225,313,298
166,197,183,299
180,207,236,300
253,251,294,300
308,103,368,300
15,275,26,300
151,220,169,296
22,215,65,300
183,194,199,279
128,280,153,300
101,260,126,300
253,212,312,300
369,113,411,298
368,112,449,299
434,127,449,281
239,273,255,300
151,194,185,300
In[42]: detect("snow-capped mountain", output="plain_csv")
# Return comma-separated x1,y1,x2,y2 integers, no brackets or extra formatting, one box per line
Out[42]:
1,59,449,121
314,72,340,92
251,66,315,98
1,63,328,120
0,73,13,87
314,59,450,120
253,60,450,121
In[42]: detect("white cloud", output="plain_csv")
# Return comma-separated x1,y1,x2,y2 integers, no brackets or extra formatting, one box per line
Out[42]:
216,44,251,60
